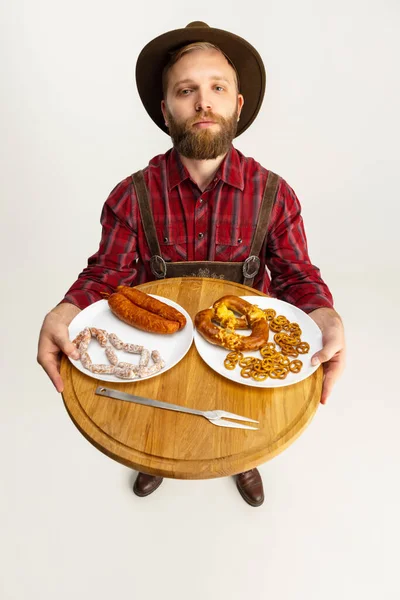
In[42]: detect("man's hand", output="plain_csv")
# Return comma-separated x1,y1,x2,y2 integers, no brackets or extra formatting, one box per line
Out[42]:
308,307,346,405
37,302,82,393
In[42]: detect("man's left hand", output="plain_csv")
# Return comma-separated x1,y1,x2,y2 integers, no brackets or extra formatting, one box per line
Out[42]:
308,307,346,405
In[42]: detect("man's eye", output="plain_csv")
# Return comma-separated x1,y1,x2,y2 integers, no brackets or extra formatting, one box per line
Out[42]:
215,86,224,92
179,89,192,95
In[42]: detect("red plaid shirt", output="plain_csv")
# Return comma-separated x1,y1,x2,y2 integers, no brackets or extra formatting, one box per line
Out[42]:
62,145,334,313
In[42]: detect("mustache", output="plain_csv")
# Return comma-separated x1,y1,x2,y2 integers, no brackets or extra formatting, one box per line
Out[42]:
187,112,224,126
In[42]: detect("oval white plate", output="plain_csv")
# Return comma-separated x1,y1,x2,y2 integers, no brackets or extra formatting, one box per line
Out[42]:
68,296,194,383
194,296,323,388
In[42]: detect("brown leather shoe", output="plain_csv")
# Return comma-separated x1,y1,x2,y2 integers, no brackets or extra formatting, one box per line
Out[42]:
236,468,264,507
133,472,163,497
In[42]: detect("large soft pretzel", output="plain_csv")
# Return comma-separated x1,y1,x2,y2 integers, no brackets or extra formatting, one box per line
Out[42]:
194,295,269,351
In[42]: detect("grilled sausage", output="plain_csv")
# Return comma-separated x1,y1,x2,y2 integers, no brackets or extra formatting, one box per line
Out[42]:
108,292,180,334
116,286,186,330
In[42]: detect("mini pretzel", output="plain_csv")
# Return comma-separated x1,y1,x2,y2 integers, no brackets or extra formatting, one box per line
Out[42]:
289,360,303,373
239,357,256,367
289,323,302,335
226,351,243,361
274,355,290,367
269,319,284,332
252,372,268,381
275,315,289,326
224,358,238,370
253,361,266,372
296,342,310,354
240,366,254,378
269,368,287,379
273,333,285,344
274,333,299,346
261,358,274,370
260,343,277,357
280,345,299,357
263,309,276,321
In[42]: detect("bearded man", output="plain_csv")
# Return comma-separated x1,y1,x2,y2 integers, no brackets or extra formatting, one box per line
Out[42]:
37,22,346,507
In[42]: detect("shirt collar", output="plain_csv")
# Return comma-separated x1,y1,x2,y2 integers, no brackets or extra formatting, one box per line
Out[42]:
167,145,245,192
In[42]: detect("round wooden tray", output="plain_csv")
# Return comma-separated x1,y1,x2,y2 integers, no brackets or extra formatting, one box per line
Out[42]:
61,278,322,479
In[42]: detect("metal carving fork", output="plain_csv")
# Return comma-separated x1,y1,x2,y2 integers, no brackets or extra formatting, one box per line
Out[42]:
95,386,259,430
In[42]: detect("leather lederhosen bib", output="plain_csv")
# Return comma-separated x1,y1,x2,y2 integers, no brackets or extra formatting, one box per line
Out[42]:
131,170,280,287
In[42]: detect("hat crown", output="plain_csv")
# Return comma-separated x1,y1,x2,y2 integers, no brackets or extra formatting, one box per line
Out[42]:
185,21,210,29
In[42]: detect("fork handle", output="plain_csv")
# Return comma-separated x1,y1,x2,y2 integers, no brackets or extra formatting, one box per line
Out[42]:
95,386,207,417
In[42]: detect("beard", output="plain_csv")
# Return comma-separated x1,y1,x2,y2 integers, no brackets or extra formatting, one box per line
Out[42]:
165,105,239,160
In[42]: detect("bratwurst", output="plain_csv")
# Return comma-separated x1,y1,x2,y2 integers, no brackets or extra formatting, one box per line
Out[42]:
108,286,186,334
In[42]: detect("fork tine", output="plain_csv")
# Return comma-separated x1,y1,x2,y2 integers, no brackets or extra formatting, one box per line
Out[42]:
210,418,259,430
219,411,259,423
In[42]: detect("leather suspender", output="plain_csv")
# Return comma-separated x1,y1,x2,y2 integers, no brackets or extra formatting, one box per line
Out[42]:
131,168,280,285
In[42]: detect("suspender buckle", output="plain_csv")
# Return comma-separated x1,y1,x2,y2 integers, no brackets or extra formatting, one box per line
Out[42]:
243,255,261,279
150,255,167,279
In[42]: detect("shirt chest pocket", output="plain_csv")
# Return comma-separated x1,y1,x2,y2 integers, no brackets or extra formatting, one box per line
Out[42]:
215,224,254,262
155,224,187,262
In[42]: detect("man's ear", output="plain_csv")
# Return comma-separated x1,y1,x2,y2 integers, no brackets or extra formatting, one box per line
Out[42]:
161,100,168,127
237,94,244,121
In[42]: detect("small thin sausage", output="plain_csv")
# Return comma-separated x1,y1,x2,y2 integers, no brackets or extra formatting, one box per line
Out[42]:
117,361,139,372
73,330,86,347
90,364,116,374
139,349,150,367
90,327,108,347
108,333,124,350
122,343,144,354
80,351,92,369
138,362,164,378
151,350,165,366
105,345,119,366
78,328,92,355
114,366,137,379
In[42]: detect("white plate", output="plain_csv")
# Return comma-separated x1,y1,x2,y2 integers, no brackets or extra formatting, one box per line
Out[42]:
68,296,194,383
193,296,323,388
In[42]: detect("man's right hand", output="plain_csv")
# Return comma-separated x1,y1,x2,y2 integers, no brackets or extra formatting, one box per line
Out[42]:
37,302,82,393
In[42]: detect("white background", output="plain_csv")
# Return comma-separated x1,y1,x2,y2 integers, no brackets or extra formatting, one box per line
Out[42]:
1,1,399,599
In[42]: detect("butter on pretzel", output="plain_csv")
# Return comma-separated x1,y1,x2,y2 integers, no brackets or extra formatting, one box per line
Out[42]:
194,295,269,351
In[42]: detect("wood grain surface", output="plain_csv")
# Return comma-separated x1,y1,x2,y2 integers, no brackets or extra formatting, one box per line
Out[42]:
61,278,323,479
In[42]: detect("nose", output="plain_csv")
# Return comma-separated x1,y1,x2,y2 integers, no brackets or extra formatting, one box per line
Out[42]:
195,91,212,112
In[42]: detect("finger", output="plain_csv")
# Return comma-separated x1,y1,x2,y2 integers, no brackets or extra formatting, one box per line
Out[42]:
53,333,80,360
320,365,339,405
311,342,340,366
39,351,65,393
38,335,77,393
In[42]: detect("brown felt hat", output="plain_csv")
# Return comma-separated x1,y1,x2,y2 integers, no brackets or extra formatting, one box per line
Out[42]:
135,21,266,138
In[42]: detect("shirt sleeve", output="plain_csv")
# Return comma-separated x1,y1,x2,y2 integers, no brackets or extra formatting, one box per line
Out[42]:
266,179,334,313
60,177,140,310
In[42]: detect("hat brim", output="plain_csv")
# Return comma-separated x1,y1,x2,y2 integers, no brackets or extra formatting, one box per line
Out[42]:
135,24,266,137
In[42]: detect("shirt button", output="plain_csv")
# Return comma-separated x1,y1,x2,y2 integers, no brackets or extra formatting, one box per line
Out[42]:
163,237,168,243
198,232,204,239
238,238,242,244
199,198,203,203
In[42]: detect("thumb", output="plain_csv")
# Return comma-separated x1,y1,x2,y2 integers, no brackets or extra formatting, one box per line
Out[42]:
311,341,338,366
54,333,80,360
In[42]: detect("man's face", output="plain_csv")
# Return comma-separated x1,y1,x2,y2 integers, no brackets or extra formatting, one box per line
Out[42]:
161,49,244,160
